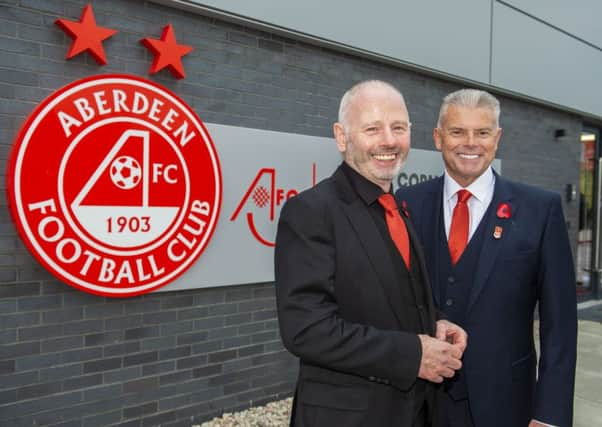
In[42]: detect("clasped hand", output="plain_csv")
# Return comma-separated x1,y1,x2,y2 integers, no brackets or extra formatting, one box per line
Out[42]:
418,319,468,383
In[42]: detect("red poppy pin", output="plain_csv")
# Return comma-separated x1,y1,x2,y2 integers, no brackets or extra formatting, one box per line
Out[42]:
401,200,410,218
496,202,511,219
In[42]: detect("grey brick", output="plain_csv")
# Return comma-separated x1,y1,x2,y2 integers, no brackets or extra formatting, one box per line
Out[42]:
193,316,223,331
161,295,194,310
177,306,208,320
85,331,123,347
0,390,82,419
191,339,222,355
42,307,83,324
141,335,175,351
176,354,207,370
160,370,192,386
208,303,238,316
125,325,160,340
176,330,208,346
83,384,121,402
143,311,177,325
41,335,84,353
209,349,237,364
0,370,38,388
123,377,158,394
17,294,62,311
140,410,177,427
123,401,158,419
18,324,64,341
83,357,122,374
83,409,122,427
159,346,190,361
63,373,103,391
105,314,143,331
40,364,81,382
253,310,277,321
142,360,174,376
251,330,278,344
123,351,158,367
63,319,103,336
160,320,193,336
192,364,222,379
17,381,62,399
16,352,61,371
0,68,38,86
0,340,39,359
102,367,141,385
85,303,124,319
0,282,39,298
104,341,140,357
0,389,16,404
0,311,39,329
61,347,103,364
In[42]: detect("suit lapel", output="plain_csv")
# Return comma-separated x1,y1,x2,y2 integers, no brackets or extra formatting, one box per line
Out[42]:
466,175,517,314
333,168,405,326
418,177,444,307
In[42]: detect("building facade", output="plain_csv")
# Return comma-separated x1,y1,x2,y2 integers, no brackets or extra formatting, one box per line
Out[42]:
0,1,596,426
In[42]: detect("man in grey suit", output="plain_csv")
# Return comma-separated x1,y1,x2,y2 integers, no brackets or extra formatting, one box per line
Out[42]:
275,80,467,427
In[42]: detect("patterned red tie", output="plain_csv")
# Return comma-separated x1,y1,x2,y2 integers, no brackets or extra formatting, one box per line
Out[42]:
448,189,472,265
378,194,411,269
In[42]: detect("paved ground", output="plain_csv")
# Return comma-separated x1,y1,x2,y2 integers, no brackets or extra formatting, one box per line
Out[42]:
574,300,602,426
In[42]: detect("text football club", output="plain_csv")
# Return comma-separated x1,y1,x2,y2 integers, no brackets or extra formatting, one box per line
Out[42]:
7,75,222,297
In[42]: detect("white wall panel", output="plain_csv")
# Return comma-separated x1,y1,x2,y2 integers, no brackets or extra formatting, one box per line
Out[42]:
501,0,602,49
492,2,602,117
174,0,492,83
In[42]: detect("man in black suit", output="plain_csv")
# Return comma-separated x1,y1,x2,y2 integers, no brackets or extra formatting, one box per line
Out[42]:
275,80,467,427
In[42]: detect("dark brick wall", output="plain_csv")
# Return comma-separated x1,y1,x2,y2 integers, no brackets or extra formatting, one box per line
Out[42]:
0,0,582,426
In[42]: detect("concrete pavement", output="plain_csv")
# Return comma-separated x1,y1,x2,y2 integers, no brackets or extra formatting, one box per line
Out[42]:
573,301,602,426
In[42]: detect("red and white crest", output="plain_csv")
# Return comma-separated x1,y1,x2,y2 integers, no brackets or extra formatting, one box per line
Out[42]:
7,75,222,297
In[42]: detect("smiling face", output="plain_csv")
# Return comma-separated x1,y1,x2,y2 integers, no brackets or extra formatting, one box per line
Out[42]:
333,85,410,192
434,105,501,187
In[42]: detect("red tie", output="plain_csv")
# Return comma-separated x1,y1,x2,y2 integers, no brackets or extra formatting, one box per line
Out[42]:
448,189,472,265
378,194,411,269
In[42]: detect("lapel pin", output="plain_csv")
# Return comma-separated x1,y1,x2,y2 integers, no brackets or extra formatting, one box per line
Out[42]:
493,226,503,239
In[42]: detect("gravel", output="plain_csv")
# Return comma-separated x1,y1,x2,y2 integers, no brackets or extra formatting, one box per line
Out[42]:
196,397,293,427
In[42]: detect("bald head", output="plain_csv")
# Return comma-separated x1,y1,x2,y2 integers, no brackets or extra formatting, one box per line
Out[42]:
338,80,407,130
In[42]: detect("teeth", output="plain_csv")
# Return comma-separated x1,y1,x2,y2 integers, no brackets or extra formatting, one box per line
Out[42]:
459,154,478,159
373,154,396,161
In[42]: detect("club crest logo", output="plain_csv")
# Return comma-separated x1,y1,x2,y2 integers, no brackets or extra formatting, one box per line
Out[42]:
7,74,222,297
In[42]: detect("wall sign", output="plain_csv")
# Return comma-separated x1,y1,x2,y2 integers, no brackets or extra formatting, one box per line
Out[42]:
7,74,222,297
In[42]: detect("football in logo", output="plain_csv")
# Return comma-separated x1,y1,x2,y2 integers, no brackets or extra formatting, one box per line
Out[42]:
6,75,222,297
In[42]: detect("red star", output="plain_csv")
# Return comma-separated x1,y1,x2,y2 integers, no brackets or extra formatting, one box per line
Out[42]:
141,24,193,79
55,4,117,65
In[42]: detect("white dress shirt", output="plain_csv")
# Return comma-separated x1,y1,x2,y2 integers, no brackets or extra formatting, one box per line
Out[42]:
443,166,495,242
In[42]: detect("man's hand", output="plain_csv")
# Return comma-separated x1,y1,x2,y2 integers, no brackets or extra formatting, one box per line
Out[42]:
436,319,468,354
417,334,463,383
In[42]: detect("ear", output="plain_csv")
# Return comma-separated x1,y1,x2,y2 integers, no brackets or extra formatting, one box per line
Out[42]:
433,127,443,152
333,122,347,154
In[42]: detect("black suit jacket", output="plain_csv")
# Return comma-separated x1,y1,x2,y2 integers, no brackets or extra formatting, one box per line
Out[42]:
275,165,437,427
396,173,577,427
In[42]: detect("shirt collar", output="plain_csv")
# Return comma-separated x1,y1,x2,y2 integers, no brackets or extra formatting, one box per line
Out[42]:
341,161,386,205
443,166,495,203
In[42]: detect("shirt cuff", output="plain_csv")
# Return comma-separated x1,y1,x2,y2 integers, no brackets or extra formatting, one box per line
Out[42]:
533,419,557,427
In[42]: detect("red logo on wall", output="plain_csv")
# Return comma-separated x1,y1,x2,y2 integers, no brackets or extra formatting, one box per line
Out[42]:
7,75,222,297
230,165,315,247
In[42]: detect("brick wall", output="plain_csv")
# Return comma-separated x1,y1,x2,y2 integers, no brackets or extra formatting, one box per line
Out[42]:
0,0,582,426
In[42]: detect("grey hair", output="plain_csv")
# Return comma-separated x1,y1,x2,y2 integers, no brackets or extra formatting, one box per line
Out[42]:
437,89,501,128
338,80,405,127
